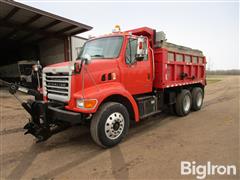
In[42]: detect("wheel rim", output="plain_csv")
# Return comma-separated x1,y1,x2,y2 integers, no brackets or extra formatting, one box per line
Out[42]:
105,112,125,140
183,94,191,112
196,92,203,107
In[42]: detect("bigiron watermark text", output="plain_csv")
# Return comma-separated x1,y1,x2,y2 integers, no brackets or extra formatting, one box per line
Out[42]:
181,161,237,179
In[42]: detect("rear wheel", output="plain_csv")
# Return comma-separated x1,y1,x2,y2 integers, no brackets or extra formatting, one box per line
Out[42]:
90,102,130,148
175,89,192,116
191,87,204,111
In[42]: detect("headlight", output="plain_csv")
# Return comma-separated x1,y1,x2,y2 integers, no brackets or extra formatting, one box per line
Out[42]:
76,99,98,109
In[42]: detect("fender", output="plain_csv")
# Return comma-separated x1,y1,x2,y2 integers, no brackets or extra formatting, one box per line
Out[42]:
65,82,140,121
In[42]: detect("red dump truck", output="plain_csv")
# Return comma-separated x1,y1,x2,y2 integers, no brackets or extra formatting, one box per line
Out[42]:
20,26,206,147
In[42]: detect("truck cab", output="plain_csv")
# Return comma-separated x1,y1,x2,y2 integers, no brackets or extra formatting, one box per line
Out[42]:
43,28,154,118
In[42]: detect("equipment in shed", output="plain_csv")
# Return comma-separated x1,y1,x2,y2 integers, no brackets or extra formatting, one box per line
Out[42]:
0,0,92,83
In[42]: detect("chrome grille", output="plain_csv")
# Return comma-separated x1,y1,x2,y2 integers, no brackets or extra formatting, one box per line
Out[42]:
43,71,71,102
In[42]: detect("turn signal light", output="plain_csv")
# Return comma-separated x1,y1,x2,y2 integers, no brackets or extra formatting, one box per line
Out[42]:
76,99,98,109
84,99,97,109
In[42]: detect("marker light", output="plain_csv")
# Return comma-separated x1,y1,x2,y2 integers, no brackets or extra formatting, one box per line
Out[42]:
76,99,98,109
113,25,121,33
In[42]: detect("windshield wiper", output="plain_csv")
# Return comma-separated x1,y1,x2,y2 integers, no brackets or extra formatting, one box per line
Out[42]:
91,54,104,58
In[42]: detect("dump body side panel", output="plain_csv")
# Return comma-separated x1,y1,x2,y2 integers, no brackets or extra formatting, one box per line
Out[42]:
153,47,206,89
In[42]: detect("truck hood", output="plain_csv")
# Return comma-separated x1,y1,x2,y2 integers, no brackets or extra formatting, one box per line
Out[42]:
45,61,73,68
43,61,74,75
42,58,119,103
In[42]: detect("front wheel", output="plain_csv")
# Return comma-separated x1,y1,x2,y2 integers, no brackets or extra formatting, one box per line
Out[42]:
90,102,130,148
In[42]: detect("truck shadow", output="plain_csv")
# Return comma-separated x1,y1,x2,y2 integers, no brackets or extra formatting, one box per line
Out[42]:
6,111,175,180
110,145,129,180
127,112,176,140
6,127,102,180
36,112,176,179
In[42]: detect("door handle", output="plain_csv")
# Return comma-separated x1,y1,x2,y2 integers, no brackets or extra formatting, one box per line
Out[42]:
147,73,150,80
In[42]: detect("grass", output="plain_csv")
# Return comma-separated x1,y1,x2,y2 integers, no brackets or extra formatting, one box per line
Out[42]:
206,75,226,79
206,75,224,84
207,79,221,84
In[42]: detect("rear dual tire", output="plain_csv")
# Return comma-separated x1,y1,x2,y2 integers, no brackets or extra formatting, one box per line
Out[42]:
175,89,192,116
174,87,203,116
191,87,204,111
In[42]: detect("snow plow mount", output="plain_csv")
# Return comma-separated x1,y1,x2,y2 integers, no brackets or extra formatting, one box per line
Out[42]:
0,79,83,143
22,100,82,143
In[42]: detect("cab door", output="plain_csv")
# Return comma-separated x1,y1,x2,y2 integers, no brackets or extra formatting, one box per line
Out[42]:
121,37,153,95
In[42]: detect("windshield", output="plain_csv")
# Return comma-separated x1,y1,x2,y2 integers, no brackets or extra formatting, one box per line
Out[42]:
78,36,123,59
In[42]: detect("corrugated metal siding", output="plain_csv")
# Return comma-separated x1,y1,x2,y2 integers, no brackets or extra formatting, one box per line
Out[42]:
39,38,65,66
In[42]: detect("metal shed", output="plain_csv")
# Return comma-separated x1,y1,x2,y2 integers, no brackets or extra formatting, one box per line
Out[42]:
0,0,92,81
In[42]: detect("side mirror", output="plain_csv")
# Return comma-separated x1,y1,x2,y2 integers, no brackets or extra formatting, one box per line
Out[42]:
83,54,92,65
136,36,147,61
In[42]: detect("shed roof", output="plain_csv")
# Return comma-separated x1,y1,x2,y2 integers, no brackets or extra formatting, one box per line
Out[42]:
0,0,92,43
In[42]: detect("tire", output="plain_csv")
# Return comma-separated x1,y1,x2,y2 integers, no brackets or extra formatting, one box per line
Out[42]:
175,89,192,116
90,102,130,148
191,87,204,111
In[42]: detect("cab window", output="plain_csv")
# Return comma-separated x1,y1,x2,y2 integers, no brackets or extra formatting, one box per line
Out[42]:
125,39,137,64
125,38,148,64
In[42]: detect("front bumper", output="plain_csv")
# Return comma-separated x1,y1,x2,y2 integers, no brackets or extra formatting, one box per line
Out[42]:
48,105,82,124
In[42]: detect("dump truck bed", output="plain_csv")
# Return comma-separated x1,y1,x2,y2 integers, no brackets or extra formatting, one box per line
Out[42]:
153,41,206,89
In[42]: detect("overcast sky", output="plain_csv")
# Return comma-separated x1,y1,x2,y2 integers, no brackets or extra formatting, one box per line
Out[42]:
20,1,239,70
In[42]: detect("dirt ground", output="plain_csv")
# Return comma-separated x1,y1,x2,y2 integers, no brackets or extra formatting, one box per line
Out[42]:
0,76,239,180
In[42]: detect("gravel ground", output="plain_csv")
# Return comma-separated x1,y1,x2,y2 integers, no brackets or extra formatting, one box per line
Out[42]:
0,76,239,180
